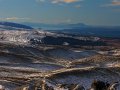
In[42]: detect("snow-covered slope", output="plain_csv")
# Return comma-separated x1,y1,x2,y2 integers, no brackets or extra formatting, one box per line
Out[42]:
0,30,103,46
47,48,97,60
0,28,119,90
0,30,55,45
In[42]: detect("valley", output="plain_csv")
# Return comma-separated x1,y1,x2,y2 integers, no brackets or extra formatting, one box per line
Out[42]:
0,30,120,90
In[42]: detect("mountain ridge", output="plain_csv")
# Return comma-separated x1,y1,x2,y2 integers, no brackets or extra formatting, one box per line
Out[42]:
0,21,33,30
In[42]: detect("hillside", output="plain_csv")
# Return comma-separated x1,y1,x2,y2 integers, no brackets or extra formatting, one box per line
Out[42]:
0,22,33,30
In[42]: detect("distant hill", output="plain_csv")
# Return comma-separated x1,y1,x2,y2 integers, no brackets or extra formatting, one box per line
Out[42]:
22,22,120,38
22,22,87,30
0,22,33,29
61,26,120,38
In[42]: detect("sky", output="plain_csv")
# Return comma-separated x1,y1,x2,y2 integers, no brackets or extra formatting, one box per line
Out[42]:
0,0,120,26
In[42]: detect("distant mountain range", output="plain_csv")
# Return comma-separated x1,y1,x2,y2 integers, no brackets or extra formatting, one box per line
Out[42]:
60,26,120,38
0,22,33,30
0,21,120,38
23,22,120,38
22,22,87,30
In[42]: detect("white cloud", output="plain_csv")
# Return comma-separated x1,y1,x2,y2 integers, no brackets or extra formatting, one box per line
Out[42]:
102,0,120,7
0,17,31,21
51,0,80,4
36,0,82,4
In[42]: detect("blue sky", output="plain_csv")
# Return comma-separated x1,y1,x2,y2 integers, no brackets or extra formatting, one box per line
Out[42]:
0,0,120,26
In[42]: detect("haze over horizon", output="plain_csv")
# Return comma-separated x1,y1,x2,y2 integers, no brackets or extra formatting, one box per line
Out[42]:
0,0,120,26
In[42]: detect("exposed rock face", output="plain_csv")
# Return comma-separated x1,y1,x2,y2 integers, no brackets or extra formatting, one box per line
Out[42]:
89,80,109,90
108,82,119,90
15,80,119,90
89,80,120,90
